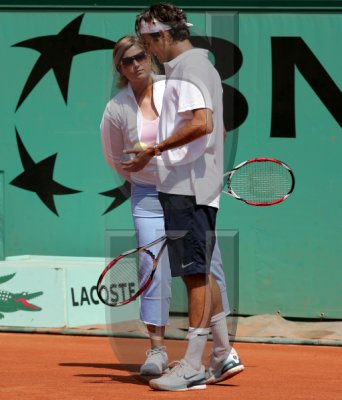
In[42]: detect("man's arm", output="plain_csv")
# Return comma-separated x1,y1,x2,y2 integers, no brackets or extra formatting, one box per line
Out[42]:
157,108,213,153
121,108,213,173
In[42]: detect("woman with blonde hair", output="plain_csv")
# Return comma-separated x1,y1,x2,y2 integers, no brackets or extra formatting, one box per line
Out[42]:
101,35,170,376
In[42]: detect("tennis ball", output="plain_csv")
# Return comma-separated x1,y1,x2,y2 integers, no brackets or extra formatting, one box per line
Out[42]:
133,141,148,150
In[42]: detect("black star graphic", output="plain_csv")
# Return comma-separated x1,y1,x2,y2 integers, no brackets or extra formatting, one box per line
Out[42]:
10,128,82,216
13,13,115,111
99,180,131,215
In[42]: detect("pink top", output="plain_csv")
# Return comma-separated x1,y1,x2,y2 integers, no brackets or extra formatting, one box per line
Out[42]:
141,115,159,147
128,114,159,185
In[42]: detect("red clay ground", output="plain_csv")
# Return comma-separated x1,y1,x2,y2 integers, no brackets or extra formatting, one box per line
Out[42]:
1,332,341,400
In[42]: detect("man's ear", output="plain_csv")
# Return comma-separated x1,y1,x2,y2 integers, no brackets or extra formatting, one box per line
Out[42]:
159,29,171,43
159,30,166,38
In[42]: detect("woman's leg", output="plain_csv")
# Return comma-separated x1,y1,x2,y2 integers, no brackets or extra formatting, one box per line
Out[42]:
210,243,230,315
131,184,171,375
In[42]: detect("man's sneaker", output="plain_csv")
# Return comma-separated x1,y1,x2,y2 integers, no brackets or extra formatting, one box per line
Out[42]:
206,347,244,384
140,346,168,376
149,359,207,391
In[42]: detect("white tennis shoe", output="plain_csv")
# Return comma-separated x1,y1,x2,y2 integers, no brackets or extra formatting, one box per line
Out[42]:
149,359,207,391
206,347,245,384
140,346,168,376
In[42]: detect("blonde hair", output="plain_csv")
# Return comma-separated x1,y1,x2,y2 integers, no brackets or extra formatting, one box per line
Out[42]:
113,35,158,89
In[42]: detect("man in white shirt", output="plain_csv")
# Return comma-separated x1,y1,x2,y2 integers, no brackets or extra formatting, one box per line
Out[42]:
123,3,244,391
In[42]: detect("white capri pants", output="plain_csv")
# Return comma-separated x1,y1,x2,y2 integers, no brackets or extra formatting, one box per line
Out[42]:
131,183,230,326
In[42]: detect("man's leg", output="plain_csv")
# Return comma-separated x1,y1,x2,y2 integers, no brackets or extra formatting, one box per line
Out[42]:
206,258,245,384
149,194,209,390
149,273,210,391
210,243,230,315
182,273,211,370
181,271,226,367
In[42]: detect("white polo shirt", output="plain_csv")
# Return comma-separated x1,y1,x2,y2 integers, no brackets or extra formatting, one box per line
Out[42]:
156,48,224,208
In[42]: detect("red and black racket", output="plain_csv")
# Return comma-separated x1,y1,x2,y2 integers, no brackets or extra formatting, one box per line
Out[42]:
97,234,183,307
223,157,295,206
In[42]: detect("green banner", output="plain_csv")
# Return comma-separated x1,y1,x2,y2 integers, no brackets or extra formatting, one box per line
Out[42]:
0,10,341,318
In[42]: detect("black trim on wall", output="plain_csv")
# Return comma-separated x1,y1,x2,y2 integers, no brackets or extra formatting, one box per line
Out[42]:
0,1,342,10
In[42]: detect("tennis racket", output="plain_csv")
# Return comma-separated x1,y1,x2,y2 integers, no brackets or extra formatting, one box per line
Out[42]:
223,157,295,206
97,234,183,307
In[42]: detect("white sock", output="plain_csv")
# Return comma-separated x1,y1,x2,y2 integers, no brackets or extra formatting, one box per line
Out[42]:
184,327,210,370
210,312,231,358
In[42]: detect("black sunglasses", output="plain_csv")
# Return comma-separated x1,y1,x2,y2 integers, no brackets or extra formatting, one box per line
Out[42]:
121,51,148,66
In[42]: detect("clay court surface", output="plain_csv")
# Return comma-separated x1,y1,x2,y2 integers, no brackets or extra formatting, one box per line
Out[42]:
1,332,341,400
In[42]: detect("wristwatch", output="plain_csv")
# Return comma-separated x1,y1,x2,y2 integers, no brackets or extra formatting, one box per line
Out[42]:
153,144,162,156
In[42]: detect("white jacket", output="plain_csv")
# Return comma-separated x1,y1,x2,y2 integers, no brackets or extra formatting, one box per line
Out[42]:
100,75,165,186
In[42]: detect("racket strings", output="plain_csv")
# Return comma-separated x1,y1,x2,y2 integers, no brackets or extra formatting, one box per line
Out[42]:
230,162,292,203
100,251,153,306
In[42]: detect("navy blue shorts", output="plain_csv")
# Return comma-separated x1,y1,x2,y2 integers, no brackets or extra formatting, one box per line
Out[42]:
158,192,217,277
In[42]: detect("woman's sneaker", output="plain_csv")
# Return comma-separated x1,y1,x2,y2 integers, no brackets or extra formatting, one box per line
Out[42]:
205,347,244,384
140,346,168,376
149,359,207,391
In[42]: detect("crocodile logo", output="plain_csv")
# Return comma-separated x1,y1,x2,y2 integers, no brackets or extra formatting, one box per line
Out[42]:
0,273,43,319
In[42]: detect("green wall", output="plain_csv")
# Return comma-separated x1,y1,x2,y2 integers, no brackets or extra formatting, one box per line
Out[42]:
0,1,342,8
0,5,341,318
0,172,4,260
